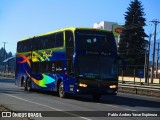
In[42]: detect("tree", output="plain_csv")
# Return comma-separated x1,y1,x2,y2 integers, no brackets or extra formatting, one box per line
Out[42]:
0,47,15,72
118,0,148,69
0,47,7,65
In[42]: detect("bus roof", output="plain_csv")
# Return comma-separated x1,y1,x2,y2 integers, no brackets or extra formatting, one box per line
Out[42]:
18,27,112,42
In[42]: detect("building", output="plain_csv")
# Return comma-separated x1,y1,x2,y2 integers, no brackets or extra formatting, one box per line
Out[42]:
93,21,124,46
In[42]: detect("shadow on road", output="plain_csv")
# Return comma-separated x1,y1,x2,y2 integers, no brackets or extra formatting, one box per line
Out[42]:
100,94,160,109
1,78,160,110
67,93,160,109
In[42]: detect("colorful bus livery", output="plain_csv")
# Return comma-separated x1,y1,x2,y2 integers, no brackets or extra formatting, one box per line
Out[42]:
16,27,119,100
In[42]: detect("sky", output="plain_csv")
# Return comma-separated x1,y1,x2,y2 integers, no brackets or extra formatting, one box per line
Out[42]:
0,0,160,54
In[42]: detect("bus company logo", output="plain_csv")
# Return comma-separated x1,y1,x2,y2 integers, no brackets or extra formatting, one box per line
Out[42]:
41,50,53,58
2,112,11,117
101,52,111,56
86,51,111,56
86,51,99,55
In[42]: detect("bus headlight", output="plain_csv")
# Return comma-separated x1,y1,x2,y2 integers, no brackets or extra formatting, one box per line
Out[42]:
109,85,117,88
79,83,87,87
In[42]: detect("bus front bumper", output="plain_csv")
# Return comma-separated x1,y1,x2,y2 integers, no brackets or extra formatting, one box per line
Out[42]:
76,86,118,95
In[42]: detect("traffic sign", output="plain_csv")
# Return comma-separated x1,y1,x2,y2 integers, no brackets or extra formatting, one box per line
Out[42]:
138,69,144,78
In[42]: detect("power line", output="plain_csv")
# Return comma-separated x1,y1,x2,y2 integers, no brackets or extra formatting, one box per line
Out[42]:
146,22,154,35
156,43,160,77
7,43,16,45
150,19,160,82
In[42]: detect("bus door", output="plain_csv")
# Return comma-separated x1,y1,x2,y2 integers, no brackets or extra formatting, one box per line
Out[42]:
65,31,75,93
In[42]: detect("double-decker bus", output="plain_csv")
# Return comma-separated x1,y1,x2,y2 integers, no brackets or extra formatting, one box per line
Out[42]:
15,27,120,100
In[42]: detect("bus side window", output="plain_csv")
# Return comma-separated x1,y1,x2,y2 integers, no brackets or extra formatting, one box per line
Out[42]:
46,34,56,49
32,37,38,51
55,32,64,47
66,31,74,48
46,61,53,73
31,62,39,74
38,37,45,50
17,42,21,52
24,40,31,52
40,61,46,73
20,41,24,52
65,31,74,75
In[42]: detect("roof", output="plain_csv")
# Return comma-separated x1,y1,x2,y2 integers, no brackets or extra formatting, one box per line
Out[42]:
18,27,111,42
3,56,15,63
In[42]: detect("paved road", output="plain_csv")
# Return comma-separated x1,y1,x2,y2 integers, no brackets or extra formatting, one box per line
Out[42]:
0,77,160,120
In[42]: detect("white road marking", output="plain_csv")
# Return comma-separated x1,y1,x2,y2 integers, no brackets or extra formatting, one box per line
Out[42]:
96,102,136,111
2,83,137,112
5,81,160,115
104,103,136,111
3,93,91,120
0,83,15,87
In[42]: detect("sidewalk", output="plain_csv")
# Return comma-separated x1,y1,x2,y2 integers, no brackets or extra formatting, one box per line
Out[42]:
119,76,160,84
0,72,15,78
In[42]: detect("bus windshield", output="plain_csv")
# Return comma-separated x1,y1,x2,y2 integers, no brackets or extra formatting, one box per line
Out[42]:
75,30,116,52
77,55,118,79
75,30,118,79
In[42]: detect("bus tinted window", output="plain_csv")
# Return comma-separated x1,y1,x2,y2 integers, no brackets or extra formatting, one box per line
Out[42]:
65,31,74,48
55,32,63,47
46,34,56,49
17,42,22,52
75,30,116,52
31,61,63,74
65,31,74,75
24,40,31,52
38,37,46,50
17,40,32,52
17,32,64,53
32,62,39,73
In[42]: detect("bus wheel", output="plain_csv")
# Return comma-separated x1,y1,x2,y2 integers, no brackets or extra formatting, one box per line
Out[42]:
92,94,101,101
58,82,66,98
24,80,27,91
21,77,24,87
25,79,32,91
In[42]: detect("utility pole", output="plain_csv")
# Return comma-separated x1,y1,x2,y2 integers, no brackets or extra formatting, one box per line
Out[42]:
156,43,160,78
2,42,7,72
2,42,7,60
146,34,152,84
150,19,160,83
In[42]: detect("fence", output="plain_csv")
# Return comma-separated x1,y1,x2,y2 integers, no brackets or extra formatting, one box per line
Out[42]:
118,67,160,97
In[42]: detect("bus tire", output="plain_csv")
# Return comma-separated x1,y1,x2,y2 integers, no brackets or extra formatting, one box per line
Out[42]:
25,78,32,91
21,77,24,87
92,94,101,101
24,79,27,91
58,81,66,98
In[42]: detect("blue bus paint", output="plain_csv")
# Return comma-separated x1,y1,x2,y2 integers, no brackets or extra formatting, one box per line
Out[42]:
15,28,119,99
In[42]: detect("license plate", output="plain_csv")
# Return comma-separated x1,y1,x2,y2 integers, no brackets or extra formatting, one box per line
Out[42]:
107,90,113,93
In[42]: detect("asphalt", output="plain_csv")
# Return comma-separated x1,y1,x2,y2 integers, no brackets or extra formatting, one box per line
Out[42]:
0,77,160,120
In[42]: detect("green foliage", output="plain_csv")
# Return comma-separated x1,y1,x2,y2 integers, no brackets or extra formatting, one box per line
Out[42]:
118,0,148,69
0,47,14,65
0,48,7,65
0,47,15,72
